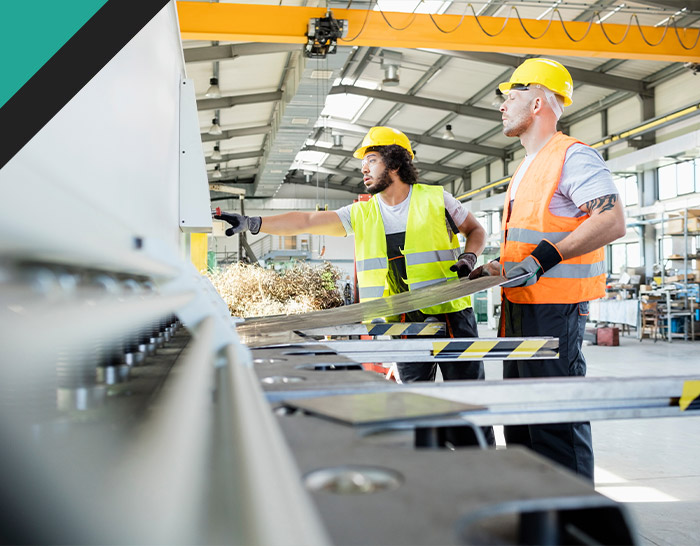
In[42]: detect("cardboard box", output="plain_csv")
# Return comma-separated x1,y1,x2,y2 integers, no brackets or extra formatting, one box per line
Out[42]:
666,273,696,283
663,217,700,234
596,327,619,346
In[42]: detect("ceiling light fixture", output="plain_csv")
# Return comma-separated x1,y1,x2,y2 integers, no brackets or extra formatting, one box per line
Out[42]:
491,88,505,109
211,144,223,161
208,118,222,136
212,165,222,179
205,77,221,98
332,133,343,148
381,50,402,87
443,124,455,141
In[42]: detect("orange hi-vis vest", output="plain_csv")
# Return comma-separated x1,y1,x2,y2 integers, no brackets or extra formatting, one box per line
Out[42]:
501,132,605,304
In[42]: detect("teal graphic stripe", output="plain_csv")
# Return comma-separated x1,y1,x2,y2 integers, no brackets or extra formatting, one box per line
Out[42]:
0,0,108,108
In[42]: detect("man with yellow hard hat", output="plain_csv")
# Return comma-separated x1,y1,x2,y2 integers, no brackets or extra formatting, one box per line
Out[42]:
471,58,626,479
216,125,494,446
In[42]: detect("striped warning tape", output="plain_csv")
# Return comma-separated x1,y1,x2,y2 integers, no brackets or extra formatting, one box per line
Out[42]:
679,380,700,411
365,322,444,336
432,338,559,360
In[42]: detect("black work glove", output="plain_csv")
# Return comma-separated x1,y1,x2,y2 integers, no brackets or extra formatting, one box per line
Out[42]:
502,239,562,288
214,212,262,236
450,252,477,279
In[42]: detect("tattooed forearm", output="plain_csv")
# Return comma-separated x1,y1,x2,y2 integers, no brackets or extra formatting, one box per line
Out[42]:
584,194,618,214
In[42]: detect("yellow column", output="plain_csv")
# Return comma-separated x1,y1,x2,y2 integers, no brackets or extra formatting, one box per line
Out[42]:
190,233,208,273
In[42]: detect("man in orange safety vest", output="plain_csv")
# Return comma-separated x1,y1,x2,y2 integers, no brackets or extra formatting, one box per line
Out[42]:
471,58,626,480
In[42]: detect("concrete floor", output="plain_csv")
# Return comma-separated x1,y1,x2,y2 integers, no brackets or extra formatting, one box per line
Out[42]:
479,326,700,546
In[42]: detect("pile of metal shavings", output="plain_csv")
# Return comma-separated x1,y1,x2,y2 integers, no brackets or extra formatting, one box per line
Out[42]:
207,261,344,318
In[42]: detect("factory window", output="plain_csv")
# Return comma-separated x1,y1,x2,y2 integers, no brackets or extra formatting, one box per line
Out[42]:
614,174,638,206
610,241,641,273
658,164,677,200
677,161,694,195
657,160,697,200
490,211,500,234
626,242,641,268
610,243,626,273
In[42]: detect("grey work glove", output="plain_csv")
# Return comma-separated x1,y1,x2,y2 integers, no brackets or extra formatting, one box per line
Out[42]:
214,212,262,237
502,239,562,288
468,258,499,280
449,252,477,279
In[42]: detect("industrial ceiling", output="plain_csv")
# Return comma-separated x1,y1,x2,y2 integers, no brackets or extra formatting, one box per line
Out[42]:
179,0,700,203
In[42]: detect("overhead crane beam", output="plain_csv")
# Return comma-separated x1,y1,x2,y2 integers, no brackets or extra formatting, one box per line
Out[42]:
177,2,700,62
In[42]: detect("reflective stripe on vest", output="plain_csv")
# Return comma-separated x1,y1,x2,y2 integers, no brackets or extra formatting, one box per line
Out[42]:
500,132,606,304
351,184,472,313
356,257,388,272
503,260,605,279
506,227,570,245
359,285,386,299
405,248,458,267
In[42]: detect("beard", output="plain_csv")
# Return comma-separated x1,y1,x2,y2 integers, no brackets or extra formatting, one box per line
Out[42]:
502,104,534,137
365,167,394,195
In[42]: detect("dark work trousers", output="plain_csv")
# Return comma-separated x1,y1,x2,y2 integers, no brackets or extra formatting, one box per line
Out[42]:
502,297,594,481
397,307,496,447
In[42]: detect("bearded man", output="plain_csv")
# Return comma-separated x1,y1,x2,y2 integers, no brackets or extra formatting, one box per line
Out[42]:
216,126,494,446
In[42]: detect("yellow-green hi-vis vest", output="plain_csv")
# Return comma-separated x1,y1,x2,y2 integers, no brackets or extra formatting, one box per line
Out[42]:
350,184,472,315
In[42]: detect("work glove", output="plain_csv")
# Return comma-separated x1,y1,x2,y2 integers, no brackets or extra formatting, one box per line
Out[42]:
502,239,562,288
468,258,499,280
450,252,477,279
214,212,262,236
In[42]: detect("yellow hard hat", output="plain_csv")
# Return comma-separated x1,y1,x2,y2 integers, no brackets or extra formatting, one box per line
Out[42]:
498,58,573,106
353,126,415,159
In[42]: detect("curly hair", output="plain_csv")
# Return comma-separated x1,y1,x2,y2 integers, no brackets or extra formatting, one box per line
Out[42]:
366,144,418,185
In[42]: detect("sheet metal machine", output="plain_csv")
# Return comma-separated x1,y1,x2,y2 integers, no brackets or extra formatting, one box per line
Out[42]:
1,1,698,543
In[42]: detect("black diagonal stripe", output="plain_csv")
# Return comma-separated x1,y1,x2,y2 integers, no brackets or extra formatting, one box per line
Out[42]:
0,0,170,170
434,340,475,358
687,395,700,411
368,324,392,335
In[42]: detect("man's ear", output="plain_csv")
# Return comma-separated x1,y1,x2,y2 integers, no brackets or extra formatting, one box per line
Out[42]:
531,96,544,114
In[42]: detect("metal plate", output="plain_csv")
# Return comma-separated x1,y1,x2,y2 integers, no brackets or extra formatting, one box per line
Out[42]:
284,392,486,426
237,275,511,340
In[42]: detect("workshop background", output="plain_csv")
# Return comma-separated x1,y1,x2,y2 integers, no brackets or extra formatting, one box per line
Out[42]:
1,0,699,545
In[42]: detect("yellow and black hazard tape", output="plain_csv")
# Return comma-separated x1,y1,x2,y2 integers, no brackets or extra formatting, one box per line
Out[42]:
365,323,444,336
679,380,700,411
432,338,559,360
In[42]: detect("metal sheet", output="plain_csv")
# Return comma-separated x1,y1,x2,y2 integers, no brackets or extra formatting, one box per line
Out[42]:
237,275,511,340
285,392,486,426
266,374,700,426
248,337,558,363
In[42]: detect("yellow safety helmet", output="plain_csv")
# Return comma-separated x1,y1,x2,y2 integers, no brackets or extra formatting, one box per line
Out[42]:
353,126,415,159
498,58,573,106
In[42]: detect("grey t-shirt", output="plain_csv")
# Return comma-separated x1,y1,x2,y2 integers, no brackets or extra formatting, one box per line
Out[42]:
510,143,618,217
335,186,470,236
